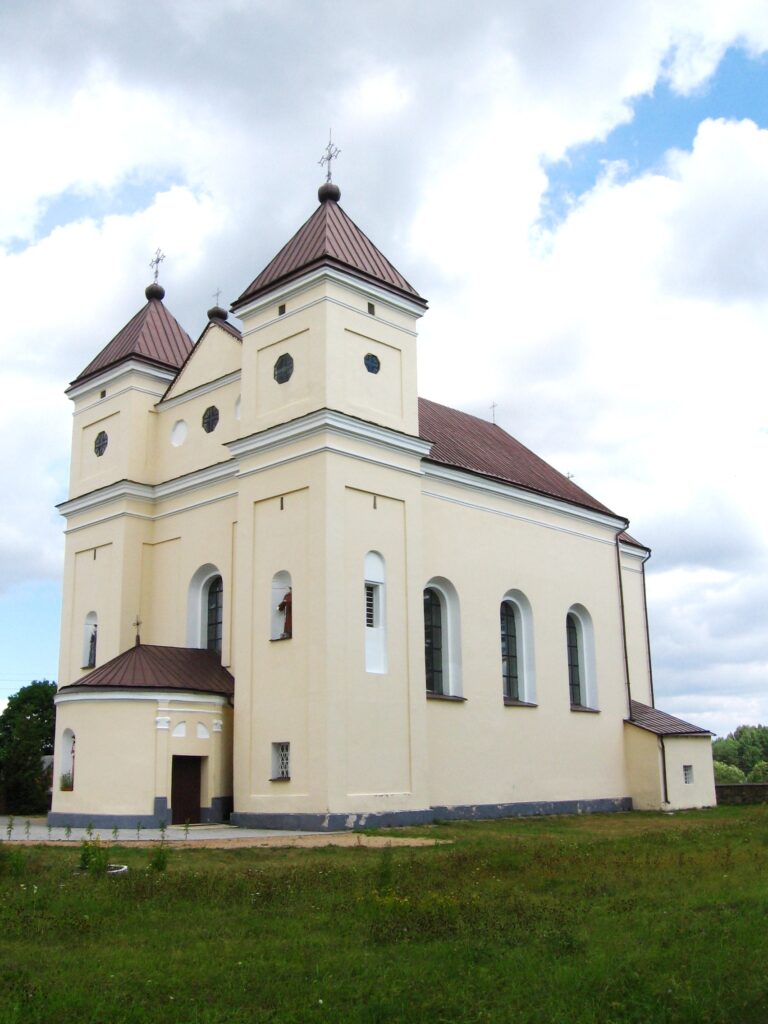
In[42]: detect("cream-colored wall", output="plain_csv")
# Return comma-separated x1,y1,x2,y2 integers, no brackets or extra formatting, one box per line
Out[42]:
620,549,653,706
51,693,233,818
624,724,663,810
164,324,241,399
421,479,632,808
663,735,716,809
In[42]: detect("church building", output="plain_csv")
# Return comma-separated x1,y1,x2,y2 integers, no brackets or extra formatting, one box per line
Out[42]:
49,177,716,829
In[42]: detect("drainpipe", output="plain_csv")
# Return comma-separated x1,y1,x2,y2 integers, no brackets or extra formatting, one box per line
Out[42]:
660,736,670,805
640,550,656,707
614,531,632,719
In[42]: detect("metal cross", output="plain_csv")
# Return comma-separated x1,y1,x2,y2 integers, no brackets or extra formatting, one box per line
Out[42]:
133,614,142,646
319,132,341,183
490,402,498,425
149,248,165,283
213,288,222,306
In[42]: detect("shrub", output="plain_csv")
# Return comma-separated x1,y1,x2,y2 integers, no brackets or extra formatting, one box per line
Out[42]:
79,838,110,875
713,761,746,784
148,844,169,872
747,760,768,783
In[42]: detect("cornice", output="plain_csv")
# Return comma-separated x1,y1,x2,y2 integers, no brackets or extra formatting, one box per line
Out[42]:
227,408,432,462
233,265,426,322
66,359,176,401
159,370,242,411
55,689,230,706
619,542,651,563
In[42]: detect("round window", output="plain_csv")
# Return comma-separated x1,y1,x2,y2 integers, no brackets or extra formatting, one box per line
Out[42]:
94,431,108,457
171,420,188,447
274,353,294,384
202,406,219,433
364,353,380,374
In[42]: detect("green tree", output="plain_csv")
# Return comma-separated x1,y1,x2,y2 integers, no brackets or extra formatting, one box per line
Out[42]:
711,737,740,767
712,726,768,775
747,760,768,783
713,761,747,784
0,680,57,814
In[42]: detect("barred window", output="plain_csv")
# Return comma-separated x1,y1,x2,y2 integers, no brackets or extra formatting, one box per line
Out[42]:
424,588,444,695
501,602,519,701
271,742,290,780
207,576,223,655
567,613,582,706
683,764,694,785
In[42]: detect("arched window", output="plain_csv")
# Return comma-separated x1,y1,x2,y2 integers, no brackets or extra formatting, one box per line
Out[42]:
423,577,462,697
187,565,224,651
364,551,387,673
566,605,597,710
206,576,223,655
82,612,98,668
271,571,293,640
60,729,75,790
500,590,536,705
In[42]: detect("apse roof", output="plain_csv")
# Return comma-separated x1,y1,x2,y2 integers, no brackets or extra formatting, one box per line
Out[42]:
418,397,618,518
628,700,711,736
232,183,426,310
70,283,194,387
60,644,234,696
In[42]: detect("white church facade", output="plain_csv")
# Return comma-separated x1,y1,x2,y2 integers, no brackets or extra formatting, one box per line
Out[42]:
49,180,715,829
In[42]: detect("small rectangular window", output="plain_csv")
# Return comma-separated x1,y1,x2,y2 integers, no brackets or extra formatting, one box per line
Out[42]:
365,583,377,628
683,764,694,785
278,303,286,316
100,389,107,399
271,742,290,780
367,302,375,315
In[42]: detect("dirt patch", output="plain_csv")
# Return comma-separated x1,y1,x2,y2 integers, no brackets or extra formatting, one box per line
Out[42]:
12,834,445,850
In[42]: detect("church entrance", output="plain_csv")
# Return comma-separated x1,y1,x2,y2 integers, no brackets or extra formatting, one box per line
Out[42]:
171,756,202,825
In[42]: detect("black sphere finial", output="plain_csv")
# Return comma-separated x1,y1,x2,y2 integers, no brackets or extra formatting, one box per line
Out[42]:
318,181,341,203
145,282,165,301
207,305,228,322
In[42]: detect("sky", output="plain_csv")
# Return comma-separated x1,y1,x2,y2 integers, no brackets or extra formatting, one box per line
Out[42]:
0,0,766,738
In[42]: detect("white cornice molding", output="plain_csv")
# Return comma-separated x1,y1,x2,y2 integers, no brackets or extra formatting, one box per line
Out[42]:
159,370,242,411
422,463,628,534
66,360,176,401
234,266,426,322
241,292,419,340
55,689,230,706
619,542,651,562
227,408,432,462
58,461,238,518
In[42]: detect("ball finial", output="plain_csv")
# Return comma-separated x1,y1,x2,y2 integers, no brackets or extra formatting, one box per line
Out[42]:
145,282,165,301
318,181,341,203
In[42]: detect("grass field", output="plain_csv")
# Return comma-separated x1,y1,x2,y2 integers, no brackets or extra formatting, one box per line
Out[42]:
0,806,767,1023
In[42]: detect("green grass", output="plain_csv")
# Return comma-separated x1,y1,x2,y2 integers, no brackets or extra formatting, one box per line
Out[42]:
1,806,767,1023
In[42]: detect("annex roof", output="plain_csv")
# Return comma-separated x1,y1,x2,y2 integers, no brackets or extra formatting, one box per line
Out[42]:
232,184,426,310
627,700,711,736
71,284,194,387
59,644,234,697
418,397,618,518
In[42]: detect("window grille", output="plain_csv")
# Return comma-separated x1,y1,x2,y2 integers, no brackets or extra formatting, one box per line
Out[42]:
500,603,519,701
274,353,294,383
272,742,290,780
202,406,219,433
365,584,376,627
567,613,582,706
424,588,444,695
94,431,108,456
207,576,223,655
683,764,694,785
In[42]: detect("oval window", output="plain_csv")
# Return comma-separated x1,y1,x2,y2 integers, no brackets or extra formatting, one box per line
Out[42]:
274,353,294,384
364,353,380,374
202,406,219,433
94,431,108,456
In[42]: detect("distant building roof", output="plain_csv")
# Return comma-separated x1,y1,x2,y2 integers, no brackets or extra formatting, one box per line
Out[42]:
418,397,619,519
60,644,234,697
232,184,426,310
71,284,194,387
627,700,711,736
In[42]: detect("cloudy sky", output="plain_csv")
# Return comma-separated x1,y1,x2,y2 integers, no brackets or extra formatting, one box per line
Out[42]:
0,0,766,737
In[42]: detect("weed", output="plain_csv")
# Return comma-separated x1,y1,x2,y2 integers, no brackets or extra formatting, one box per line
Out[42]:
24,820,31,840
149,844,170,873
112,824,119,843
136,820,143,841
6,815,14,840
64,824,72,841
79,838,110,875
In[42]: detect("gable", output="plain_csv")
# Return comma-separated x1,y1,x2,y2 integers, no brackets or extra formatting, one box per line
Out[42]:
164,322,243,401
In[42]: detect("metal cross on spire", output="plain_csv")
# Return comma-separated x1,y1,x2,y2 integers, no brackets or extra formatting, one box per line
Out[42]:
490,401,498,425
149,248,166,283
318,132,341,183
133,614,142,646
213,287,222,306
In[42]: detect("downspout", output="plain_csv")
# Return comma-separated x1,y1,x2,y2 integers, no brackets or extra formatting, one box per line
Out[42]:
659,736,669,805
614,532,632,719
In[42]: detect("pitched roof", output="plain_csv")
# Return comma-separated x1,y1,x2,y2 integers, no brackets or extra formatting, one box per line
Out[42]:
627,700,711,736
418,397,618,518
232,186,426,310
71,285,194,387
60,644,234,697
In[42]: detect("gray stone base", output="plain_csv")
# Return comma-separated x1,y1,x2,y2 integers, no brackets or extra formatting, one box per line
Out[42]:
230,797,633,832
48,794,235,830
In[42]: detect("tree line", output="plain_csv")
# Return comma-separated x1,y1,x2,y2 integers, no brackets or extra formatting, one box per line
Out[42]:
0,680,56,814
712,725,768,784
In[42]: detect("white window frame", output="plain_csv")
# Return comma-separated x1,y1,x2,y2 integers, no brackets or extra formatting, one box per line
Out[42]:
271,741,290,780
501,589,536,704
364,551,387,674
186,564,223,649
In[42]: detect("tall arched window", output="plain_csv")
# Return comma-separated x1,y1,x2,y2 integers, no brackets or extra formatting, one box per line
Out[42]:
82,612,98,668
500,590,536,705
271,571,293,640
424,577,462,697
566,605,597,710
60,729,76,790
364,551,387,673
207,576,223,655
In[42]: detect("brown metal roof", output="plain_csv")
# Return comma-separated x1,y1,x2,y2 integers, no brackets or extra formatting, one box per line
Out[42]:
71,293,194,387
627,700,711,736
418,397,619,518
60,644,234,696
233,191,426,310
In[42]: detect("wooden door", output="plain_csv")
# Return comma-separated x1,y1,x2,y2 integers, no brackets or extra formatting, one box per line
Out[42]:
171,756,202,825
